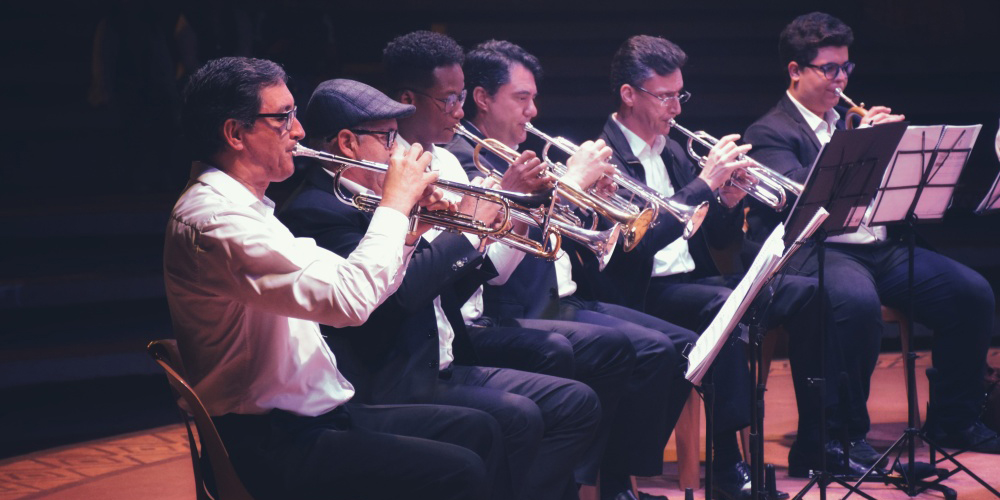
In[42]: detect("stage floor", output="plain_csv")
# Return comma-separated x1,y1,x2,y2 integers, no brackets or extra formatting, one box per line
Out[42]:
2,349,999,499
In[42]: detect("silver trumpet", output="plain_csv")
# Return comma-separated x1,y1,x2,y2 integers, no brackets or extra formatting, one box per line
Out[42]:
525,123,708,242
292,143,562,260
668,119,804,210
452,124,624,268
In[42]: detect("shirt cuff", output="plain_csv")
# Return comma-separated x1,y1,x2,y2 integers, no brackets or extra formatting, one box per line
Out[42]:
370,206,411,241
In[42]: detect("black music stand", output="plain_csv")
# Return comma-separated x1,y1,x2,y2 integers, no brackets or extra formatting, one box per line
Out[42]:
781,121,908,500
843,124,998,500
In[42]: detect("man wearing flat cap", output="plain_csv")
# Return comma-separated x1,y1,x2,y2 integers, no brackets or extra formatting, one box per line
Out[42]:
279,78,602,500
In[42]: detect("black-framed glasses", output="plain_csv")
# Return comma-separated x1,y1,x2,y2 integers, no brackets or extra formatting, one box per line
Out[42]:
635,86,691,106
350,128,398,150
803,61,855,80
254,106,297,132
411,89,467,113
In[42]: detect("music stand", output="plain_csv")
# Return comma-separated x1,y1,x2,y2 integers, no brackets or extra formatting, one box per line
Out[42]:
782,121,909,500
974,121,1000,214
844,123,998,500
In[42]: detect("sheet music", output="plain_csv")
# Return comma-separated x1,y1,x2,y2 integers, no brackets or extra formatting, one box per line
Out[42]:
867,124,981,224
685,208,829,385
974,122,1000,214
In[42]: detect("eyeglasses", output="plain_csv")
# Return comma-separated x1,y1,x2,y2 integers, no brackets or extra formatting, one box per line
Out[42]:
411,89,467,113
635,86,691,106
803,61,855,80
254,106,297,132
351,128,398,150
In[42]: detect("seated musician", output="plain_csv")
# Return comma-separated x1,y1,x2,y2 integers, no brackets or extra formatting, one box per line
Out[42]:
164,56,502,500
445,38,702,500
277,77,602,500
582,33,831,490
743,11,999,461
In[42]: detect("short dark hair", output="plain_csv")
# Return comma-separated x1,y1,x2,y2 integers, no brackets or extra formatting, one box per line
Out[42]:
462,40,543,120
181,57,286,162
383,30,464,96
610,35,687,104
779,12,854,68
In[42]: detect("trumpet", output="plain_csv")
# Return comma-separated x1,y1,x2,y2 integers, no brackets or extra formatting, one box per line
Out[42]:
835,88,867,130
454,123,655,253
292,143,562,260
668,120,804,210
451,125,624,268
526,123,709,241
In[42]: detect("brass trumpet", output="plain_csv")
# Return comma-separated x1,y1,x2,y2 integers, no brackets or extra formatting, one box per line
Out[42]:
292,143,562,260
454,124,655,253
835,88,867,130
526,123,709,241
668,120,804,210
451,125,624,268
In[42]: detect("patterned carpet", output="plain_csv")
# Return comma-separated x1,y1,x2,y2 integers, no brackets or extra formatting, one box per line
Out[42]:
0,426,193,499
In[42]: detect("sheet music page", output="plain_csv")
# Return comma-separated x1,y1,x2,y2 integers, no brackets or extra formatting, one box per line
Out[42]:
686,208,829,384
974,122,1000,214
867,124,981,224
914,124,981,219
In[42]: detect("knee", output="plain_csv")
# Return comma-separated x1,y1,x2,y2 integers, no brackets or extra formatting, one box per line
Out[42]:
440,448,489,499
555,381,602,433
534,332,576,378
496,394,545,445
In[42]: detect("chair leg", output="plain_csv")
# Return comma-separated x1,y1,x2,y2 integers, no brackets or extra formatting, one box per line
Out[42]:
676,388,702,490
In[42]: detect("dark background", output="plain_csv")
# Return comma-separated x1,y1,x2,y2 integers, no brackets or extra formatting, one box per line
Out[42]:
2,0,999,458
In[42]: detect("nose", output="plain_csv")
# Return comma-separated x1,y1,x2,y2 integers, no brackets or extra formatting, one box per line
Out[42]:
452,104,464,121
525,98,538,119
290,114,306,141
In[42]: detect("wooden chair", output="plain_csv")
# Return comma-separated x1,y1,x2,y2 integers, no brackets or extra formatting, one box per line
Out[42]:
674,389,702,489
148,340,254,500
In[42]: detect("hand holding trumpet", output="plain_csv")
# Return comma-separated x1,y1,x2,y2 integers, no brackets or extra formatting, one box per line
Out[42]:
696,133,755,195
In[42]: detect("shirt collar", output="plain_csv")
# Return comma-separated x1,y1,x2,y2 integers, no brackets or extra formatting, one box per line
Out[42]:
612,112,666,158
192,162,275,216
786,90,840,136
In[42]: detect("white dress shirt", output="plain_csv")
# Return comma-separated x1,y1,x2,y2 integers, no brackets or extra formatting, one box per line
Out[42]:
398,137,526,369
613,113,697,276
786,91,886,244
164,163,413,417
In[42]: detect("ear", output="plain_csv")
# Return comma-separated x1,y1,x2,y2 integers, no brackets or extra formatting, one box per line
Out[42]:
335,129,358,159
787,61,801,82
222,118,247,151
472,86,490,114
619,84,635,107
399,90,416,105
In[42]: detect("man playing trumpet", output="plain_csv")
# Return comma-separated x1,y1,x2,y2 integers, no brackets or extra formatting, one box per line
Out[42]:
744,10,999,470
447,38,703,500
279,76,605,500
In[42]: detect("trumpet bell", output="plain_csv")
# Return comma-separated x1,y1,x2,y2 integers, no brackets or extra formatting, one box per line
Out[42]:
622,207,656,252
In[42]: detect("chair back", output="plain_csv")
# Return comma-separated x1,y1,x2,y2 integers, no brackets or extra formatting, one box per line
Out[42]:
148,339,254,500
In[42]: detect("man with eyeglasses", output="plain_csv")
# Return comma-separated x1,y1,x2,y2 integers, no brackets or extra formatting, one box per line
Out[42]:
744,11,1000,467
446,38,716,500
570,34,827,496
166,57,505,500
280,73,607,500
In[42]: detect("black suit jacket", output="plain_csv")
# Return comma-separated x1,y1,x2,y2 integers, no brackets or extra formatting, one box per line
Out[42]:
445,121,563,321
277,164,497,403
569,115,744,311
743,94,850,243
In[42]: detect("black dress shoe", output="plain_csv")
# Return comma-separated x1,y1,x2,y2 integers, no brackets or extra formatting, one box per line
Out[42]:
711,460,751,500
712,461,789,500
927,420,1000,454
787,440,874,479
611,490,668,500
847,438,883,468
